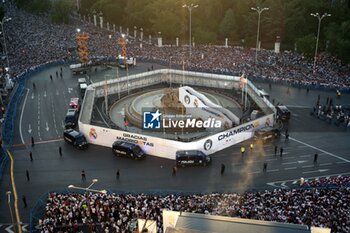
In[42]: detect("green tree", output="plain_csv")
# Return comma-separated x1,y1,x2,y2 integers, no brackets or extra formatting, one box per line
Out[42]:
193,27,216,44
296,34,316,57
218,9,237,41
50,0,74,24
325,21,350,63
80,0,96,15
124,0,153,30
91,0,127,27
147,0,183,39
16,0,51,14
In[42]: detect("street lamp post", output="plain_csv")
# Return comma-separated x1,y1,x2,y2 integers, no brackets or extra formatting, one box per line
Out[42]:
68,179,106,231
183,3,198,57
310,13,331,73
1,17,12,72
68,179,107,194
251,7,269,64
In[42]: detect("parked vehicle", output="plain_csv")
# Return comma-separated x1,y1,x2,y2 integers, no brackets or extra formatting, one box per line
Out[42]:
79,83,87,98
64,109,78,129
69,98,81,112
63,129,88,149
112,140,145,160
276,105,291,121
254,127,281,142
176,150,211,167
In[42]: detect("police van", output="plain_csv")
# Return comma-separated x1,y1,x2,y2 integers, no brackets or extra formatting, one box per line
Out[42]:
276,105,291,121
254,127,281,142
176,150,211,167
64,109,79,129
63,129,88,149
112,140,145,160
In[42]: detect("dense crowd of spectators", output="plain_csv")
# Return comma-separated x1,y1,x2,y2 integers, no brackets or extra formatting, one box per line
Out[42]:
302,176,350,188
39,176,350,233
2,2,349,90
311,95,350,128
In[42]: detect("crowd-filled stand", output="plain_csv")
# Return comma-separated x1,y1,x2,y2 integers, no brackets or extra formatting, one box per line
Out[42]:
39,176,350,233
2,3,349,91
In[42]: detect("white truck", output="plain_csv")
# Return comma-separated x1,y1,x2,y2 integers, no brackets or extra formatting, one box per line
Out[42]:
70,63,89,75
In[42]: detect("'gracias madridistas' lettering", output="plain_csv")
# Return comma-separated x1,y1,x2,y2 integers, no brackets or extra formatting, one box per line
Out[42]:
116,133,154,147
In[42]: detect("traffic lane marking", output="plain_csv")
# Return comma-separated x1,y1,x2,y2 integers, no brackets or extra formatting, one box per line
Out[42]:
248,171,261,175
288,136,350,163
267,169,279,173
319,163,332,166
299,154,312,158
302,169,330,174
302,165,314,168
19,89,30,144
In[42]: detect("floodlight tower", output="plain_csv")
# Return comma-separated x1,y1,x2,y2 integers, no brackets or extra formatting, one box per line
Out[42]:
75,28,90,65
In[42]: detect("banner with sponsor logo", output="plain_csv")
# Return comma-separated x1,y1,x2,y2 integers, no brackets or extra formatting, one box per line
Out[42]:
78,113,274,160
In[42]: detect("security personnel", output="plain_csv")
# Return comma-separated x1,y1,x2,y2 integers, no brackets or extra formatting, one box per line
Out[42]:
263,162,267,172
336,90,341,98
274,145,278,156
241,146,245,156
221,164,225,175
314,153,318,163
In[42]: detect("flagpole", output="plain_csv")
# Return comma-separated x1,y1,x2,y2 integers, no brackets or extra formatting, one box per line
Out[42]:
104,76,108,115
241,83,244,105
182,60,185,87
117,67,120,100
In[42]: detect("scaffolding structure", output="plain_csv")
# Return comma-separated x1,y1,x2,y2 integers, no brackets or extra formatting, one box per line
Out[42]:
76,32,90,64
117,37,128,65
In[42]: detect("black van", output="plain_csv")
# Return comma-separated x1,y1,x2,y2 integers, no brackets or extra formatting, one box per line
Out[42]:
176,150,211,167
276,105,291,121
112,140,145,160
63,129,88,149
254,127,281,142
65,109,78,129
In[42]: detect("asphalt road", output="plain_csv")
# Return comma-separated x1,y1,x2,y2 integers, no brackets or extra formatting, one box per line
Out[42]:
0,62,349,229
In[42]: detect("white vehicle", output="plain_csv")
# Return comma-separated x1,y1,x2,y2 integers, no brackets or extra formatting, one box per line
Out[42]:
69,63,82,69
70,63,90,75
78,78,87,85
117,55,135,68
79,83,87,98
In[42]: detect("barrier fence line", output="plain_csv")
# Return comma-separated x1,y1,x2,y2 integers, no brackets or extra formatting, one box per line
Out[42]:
7,149,22,233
